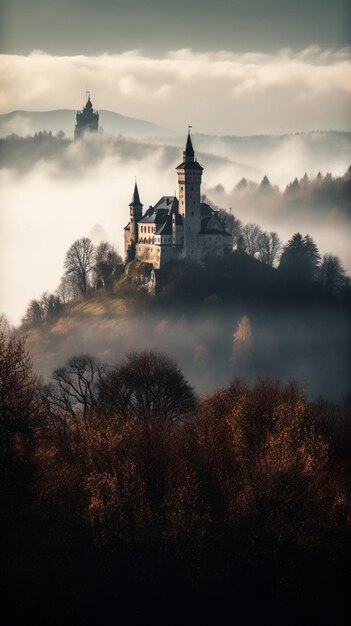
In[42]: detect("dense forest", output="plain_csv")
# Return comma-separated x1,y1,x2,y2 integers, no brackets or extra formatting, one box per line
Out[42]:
1,331,350,624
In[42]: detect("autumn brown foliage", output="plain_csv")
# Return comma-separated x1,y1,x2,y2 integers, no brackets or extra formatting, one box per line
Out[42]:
1,341,350,625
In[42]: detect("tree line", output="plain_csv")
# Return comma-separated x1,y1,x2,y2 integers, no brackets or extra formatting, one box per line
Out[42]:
1,332,350,624
210,165,351,215
209,203,349,298
23,240,122,325
21,198,349,327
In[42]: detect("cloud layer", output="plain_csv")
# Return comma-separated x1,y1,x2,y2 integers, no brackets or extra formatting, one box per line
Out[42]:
1,47,350,134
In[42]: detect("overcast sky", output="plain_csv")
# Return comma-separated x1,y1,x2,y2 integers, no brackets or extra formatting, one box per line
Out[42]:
1,47,350,134
0,1,350,133
0,0,350,55
0,1,350,324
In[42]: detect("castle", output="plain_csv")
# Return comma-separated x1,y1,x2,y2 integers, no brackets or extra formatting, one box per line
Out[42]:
124,131,232,268
74,94,99,139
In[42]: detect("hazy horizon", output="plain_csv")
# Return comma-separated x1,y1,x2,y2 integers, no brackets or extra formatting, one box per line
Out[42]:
1,46,350,135
1,0,350,329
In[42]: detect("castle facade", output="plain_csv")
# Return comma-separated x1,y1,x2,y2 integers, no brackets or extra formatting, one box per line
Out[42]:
124,132,232,268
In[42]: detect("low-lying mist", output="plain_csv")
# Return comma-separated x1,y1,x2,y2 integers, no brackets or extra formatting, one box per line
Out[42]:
0,131,350,324
26,303,350,401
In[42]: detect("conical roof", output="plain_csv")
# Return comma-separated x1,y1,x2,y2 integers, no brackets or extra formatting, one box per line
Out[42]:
185,132,194,158
176,129,203,171
129,181,143,206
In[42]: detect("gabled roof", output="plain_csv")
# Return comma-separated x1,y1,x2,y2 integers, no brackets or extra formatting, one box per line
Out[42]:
153,196,178,212
200,214,231,236
200,203,215,217
138,196,178,224
139,208,168,224
156,215,173,235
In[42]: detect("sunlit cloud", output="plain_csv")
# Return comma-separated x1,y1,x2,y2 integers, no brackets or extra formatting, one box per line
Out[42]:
0,47,350,134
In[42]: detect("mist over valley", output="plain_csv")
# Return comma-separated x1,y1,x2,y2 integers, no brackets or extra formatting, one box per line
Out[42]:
2,4,351,623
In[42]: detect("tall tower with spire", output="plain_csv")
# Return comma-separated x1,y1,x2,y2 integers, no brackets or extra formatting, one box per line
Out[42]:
129,181,143,244
124,181,143,261
176,129,203,260
74,93,99,139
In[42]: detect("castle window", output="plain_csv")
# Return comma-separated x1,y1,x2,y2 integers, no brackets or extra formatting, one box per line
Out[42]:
191,211,194,216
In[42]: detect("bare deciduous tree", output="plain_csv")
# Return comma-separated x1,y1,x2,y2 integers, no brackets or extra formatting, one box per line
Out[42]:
241,223,263,257
45,354,106,428
94,241,122,288
0,333,44,453
217,209,243,248
23,299,44,325
98,351,196,423
258,231,282,267
23,292,63,325
64,237,95,297
0,314,11,337
319,254,347,296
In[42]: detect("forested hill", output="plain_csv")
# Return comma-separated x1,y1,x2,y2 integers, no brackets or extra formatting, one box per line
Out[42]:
0,109,172,139
20,253,351,400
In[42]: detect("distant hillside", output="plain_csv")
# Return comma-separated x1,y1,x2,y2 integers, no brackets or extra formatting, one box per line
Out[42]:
22,255,351,400
158,130,351,178
0,109,173,139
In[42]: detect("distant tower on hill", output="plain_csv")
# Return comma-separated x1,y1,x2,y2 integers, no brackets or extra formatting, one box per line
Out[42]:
74,92,99,139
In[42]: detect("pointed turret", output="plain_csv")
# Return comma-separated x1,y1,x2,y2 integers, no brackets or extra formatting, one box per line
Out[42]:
85,96,93,109
183,131,195,163
128,180,143,255
129,181,142,208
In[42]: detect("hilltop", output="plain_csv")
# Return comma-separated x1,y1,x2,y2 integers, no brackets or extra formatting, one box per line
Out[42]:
0,110,350,174
22,254,351,400
0,109,173,139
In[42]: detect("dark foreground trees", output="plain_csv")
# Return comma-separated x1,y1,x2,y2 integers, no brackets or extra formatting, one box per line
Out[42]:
319,253,347,296
1,342,350,625
279,232,321,282
44,354,106,427
98,351,196,421
0,332,43,454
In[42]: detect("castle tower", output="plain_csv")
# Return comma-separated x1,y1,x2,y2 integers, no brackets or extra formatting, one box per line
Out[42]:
129,181,143,244
74,93,99,139
176,129,203,260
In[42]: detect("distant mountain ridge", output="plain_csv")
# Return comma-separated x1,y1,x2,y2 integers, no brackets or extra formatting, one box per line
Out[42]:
2,109,350,146
0,109,174,139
